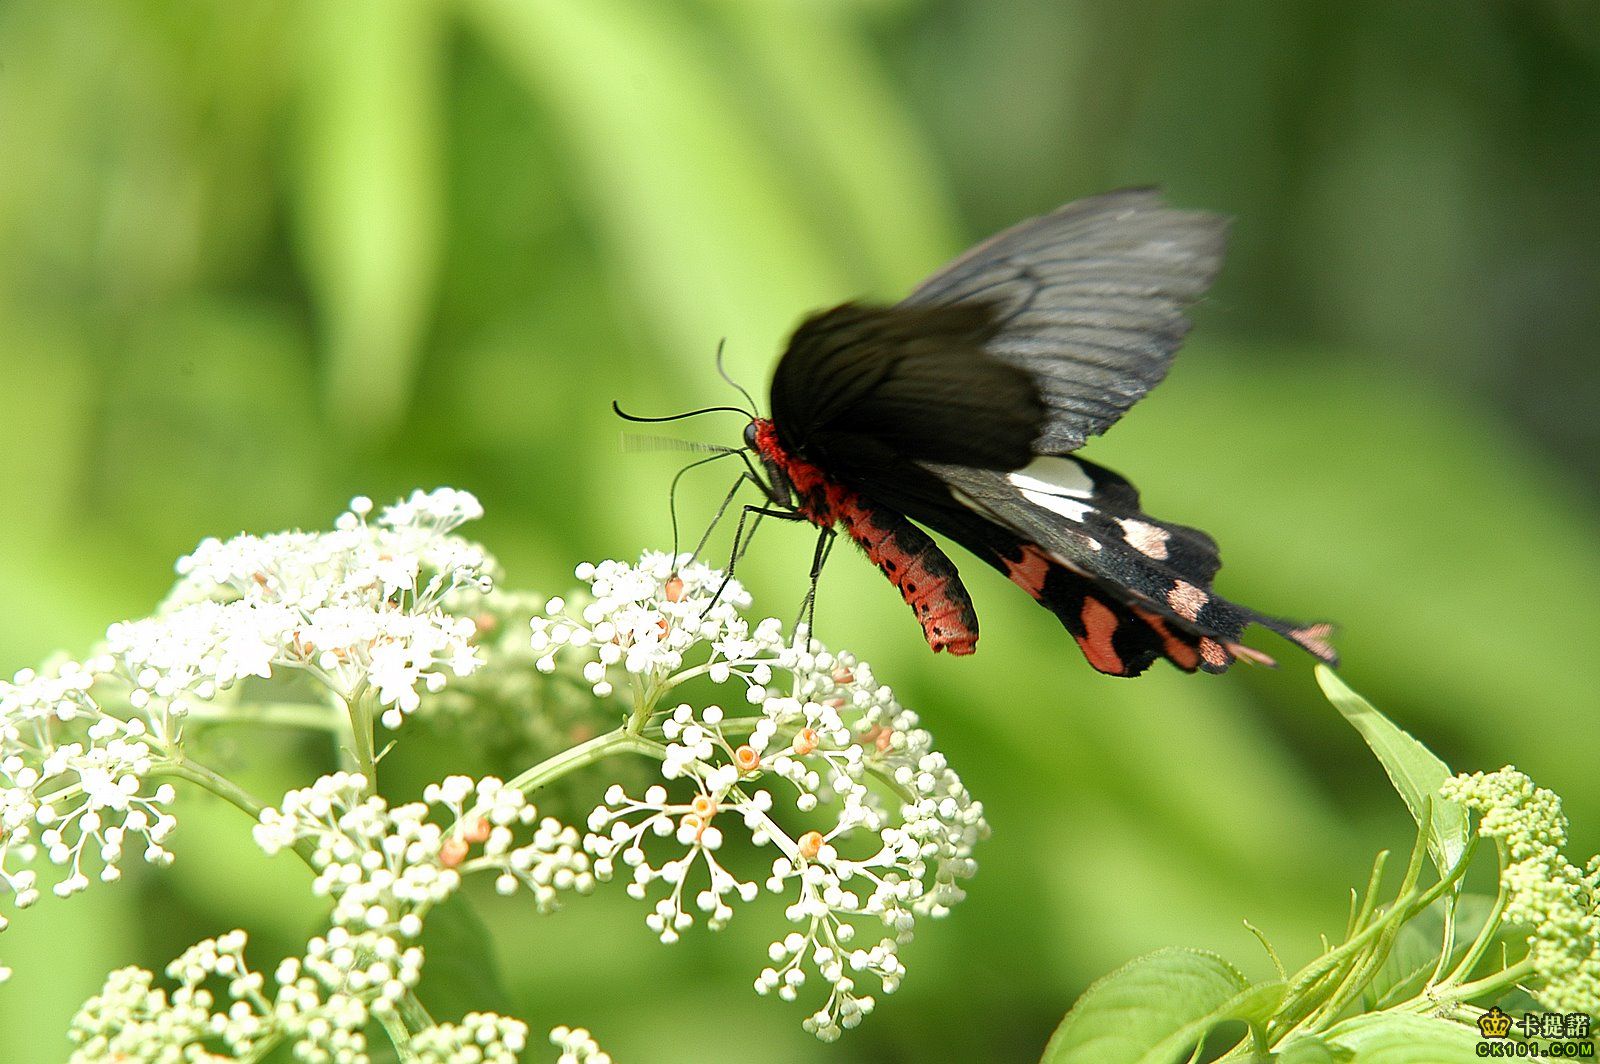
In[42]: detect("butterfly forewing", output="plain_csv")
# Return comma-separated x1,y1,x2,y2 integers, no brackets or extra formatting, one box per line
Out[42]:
898,188,1229,454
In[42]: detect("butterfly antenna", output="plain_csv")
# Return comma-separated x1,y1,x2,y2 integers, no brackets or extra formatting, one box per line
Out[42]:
612,400,752,423
621,433,740,455
714,338,761,415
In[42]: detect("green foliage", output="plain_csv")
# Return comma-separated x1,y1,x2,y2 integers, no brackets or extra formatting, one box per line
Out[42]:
1040,949,1281,1064
1042,674,1598,1064
1315,666,1468,876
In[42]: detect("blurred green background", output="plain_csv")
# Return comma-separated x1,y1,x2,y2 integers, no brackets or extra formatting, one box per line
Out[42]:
2,1,1598,1061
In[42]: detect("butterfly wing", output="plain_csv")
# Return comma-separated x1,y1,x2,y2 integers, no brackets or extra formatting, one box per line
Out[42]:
762,188,1333,672
769,301,1043,471
914,455,1338,674
898,187,1229,454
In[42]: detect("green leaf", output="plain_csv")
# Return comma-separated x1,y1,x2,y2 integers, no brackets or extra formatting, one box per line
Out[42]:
1276,1035,1346,1063
415,893,516,1018
1041,948,1284,1064
293,0,444,435
1315,665,1469,875
1323,1014,1482,1063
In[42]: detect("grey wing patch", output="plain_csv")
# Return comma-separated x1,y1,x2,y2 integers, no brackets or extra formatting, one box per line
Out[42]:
899,189,1229,453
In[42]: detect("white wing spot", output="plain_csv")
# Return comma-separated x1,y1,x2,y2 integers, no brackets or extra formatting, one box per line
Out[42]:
1006,456,1095,499
1117,518,1170,560
1018,487,1091,523
1167,580,1208,622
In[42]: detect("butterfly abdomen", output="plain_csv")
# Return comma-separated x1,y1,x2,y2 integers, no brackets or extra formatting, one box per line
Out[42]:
831,492,979,655
750,418,979,655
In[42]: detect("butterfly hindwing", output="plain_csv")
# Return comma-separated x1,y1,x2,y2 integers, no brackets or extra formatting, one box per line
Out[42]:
980,532,1203,676
917,456,1338,674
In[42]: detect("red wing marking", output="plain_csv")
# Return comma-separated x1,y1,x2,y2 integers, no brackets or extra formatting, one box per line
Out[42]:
1129,605,1201,672
1002,543,1054,599
1076,596,1125,675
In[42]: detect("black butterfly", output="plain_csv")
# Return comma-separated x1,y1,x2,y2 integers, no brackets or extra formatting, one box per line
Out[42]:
647,189,1337,676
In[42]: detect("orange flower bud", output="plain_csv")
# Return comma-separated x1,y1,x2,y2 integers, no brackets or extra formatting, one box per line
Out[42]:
439,837,469,868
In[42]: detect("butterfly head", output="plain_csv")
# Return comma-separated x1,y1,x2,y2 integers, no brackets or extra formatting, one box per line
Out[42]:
744,417,797,508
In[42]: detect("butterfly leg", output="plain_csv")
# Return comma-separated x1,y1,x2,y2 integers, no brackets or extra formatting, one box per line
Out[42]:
701,503,805,617
683,469,780,565
734,510,764,565
794,526,836,641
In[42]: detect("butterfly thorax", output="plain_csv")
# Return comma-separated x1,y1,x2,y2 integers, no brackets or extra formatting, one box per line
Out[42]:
747,417,980,654
748,418,830,520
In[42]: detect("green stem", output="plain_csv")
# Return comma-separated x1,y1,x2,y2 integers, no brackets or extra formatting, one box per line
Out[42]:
378,1007,421,1063
157,757,320,869
160,758,267,819
504,727,662,796
1427,960,1536,1011
1440,842,1509,987
400,990,435,1032
1272,833,1476,1040
342,687,379,796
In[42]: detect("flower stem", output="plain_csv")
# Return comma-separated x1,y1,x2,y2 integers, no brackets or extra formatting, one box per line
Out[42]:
160,758,267,819
504,727,662,797
342,686,379,797
157,756,320,869
1426,956,1537,1010
378,1007,421,1063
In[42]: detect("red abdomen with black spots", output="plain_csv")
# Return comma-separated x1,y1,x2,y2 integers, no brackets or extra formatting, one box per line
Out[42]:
750,419,979,654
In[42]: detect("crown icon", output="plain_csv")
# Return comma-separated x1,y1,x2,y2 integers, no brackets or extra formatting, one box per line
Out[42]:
1478,1006,1512,1038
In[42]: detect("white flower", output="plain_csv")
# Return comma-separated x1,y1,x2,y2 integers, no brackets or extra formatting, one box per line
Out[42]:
256,772,592,937
124,488,496,732
68,929,498,1064
550,1025,612,1064
552,552,987,1039
413,1012,529,1063
0,666,178,977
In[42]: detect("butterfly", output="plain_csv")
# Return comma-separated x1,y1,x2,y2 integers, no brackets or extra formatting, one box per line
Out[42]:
635,189,1338,676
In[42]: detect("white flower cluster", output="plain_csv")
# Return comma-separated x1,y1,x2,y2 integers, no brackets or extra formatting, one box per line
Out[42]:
412,1012,530,1063
531,553,753,700
0,662,180,983
69,930,529,1064
550,1024,612,1064
1,489,501,985
1441,767,1600,1013
539,553,988,1040
255,771,592,943
114,488,493,731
